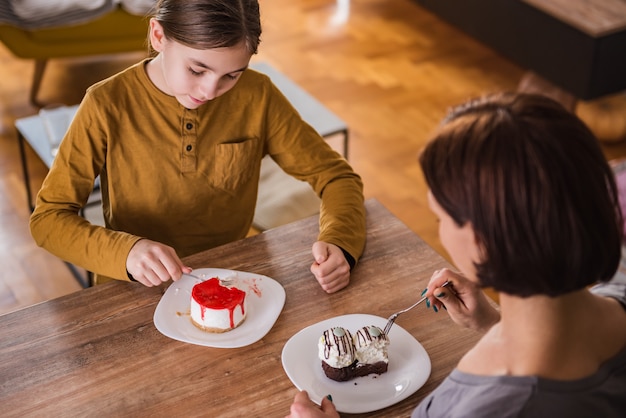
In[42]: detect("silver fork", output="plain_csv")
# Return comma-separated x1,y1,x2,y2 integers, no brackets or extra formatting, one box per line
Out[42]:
182,272,235,286
383,280,451,335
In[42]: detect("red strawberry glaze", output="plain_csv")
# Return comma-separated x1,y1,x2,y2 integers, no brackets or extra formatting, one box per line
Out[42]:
191,278,246,329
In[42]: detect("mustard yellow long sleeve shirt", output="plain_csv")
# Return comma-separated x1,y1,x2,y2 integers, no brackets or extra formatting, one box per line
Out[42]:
30,59,366,284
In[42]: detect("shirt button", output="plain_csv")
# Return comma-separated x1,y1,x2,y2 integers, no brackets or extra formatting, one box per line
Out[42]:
186,145,192,151
186,123,193,130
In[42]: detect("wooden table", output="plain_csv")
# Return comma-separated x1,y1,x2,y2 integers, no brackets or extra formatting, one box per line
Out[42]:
0,199,487,417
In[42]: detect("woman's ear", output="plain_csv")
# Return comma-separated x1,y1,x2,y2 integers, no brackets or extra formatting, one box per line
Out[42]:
149,18,166,52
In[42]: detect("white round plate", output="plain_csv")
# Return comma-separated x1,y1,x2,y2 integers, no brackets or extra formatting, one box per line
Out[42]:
153,268,285,348
281,313,431,414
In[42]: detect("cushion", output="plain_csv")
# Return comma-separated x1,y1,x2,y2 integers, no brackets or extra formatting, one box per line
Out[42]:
119,0,155,15
1,0,115,30
12,0,108,20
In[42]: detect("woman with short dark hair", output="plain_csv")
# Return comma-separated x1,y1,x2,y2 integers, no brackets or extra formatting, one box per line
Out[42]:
287,93,626,417
420,92,623,297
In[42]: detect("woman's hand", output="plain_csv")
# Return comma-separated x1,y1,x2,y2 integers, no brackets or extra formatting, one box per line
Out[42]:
286,391,339,418
310,242,351,293
425,268,500,332
126,239,191,286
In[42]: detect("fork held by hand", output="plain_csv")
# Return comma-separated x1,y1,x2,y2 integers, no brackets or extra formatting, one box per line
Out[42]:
182,272,234,286
383,280,451,335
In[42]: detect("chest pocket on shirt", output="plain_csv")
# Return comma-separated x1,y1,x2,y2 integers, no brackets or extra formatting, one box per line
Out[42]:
204,138,259,193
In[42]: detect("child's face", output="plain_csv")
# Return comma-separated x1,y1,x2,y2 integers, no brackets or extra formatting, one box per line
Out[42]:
427,190,481,281
148,20,252,109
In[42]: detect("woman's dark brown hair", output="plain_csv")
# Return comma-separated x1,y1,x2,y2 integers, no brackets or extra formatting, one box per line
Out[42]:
153,0,261,54
419,92,623,297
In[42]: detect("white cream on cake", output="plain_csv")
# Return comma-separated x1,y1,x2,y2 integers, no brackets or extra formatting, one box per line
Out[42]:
354,325,389,365
319,326,356,369
190,277,247,333
319,324,390,381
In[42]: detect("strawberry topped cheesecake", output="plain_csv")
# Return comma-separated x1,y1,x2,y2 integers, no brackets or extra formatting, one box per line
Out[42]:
190,278,247,333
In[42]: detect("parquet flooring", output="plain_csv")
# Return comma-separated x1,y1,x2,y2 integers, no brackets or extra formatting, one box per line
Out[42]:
1,0,626,315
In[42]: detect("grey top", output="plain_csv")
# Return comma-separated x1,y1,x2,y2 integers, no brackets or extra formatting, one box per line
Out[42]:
412,257,626,418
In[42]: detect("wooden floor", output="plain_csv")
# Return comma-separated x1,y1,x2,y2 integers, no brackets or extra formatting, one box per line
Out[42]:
2,0,626,316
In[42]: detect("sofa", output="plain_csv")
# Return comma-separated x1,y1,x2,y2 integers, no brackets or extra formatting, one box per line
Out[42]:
0,0,154,107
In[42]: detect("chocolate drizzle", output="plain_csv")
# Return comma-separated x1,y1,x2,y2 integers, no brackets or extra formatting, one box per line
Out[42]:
355,325,388,347
320,325,390,382
322,327,355,360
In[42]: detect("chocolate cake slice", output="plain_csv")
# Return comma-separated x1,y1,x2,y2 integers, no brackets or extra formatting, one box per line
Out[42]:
318,327,356,382
353,325,389,377
318,325,390,381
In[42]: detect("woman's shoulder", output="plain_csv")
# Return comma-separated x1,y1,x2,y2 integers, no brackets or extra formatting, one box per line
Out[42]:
411,370,535,418
413,355,626,418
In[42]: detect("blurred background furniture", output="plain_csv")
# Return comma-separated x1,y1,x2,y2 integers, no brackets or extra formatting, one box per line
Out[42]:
0,1,152,107
415,0,626,110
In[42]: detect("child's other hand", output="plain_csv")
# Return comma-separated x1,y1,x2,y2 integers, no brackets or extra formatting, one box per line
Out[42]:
311,242,350,293
126,239,189,286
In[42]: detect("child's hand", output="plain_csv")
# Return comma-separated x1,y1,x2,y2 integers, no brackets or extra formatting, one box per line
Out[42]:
310,242,351,293
286,391,339,418
126,239,190,286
